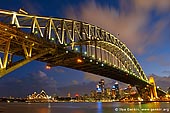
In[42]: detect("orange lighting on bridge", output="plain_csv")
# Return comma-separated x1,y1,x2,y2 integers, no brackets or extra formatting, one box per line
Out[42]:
46,65,51,70
77,58,83,63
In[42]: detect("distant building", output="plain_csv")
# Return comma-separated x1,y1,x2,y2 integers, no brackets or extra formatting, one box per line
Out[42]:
90,90,96,98
96,79,105,93
111,85,116,99
67,92,71,97
96,79,105,99
105,87,111,99
99,79,105,93
167,87,170,94
114,81,120,99
27,90,53,102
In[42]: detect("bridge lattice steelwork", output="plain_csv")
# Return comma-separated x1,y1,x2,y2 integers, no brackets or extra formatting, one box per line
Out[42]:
0,9,166,98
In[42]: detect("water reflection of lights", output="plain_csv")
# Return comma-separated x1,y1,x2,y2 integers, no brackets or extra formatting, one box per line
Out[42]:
37,108,49,113
97,102,102,113
36,104,51,113
48,103,51,113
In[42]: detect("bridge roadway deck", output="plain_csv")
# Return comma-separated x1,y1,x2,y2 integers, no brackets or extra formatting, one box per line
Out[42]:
38,49,149,87
37,49,166,96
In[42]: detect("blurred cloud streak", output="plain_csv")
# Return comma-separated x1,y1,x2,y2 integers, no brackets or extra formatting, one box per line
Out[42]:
66,0,170,54
147,54,170,67
0,71,58,97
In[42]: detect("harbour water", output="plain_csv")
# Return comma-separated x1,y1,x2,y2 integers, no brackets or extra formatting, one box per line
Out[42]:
0,102,169,113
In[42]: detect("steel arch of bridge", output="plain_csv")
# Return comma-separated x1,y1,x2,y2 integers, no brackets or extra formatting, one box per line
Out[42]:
0,9,148,82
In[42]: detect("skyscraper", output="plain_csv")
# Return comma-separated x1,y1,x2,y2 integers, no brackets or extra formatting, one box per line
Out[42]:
114,81,120,99
96,79,105,93
96,79,105,99
99,79,105,93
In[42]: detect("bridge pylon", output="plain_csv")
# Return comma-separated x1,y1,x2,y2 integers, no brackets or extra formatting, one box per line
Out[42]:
136,76,158,101
149,76,158,100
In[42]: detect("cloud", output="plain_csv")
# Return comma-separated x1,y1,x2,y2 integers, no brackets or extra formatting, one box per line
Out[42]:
66,0,170,54
0,71,58,97
21,1,43,15
83,72,103,82
57,82,97,96
162,71,170,76
83,72,115,86
54,68,65,73
133,0,170,12
38,71,47,77
147,54,170,66
72,80,79,85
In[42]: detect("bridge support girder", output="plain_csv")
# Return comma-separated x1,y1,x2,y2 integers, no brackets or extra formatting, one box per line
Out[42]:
136,86,159,101
136,85,152,101
0,38,12,69
0,48,54,78
136,76,162,101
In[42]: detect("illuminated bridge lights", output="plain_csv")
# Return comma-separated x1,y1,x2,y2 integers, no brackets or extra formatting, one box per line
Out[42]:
124,69,128,72
34,31,38,34
75,48,78,51
51,37,55,41
25,36,28,38
125,74,128,76
65,50,69,53
90,59,93,62
32,43,35,46
46,65,51,70
77,58,83,63
129,71,133,75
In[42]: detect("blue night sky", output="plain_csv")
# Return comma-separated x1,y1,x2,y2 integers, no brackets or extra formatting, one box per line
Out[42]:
0,0,170,97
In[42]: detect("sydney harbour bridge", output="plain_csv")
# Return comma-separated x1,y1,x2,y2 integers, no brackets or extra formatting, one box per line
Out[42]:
0,9,166,100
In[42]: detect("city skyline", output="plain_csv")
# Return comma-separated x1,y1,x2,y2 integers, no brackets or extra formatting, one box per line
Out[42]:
1,79,169,102
0,0,170,97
